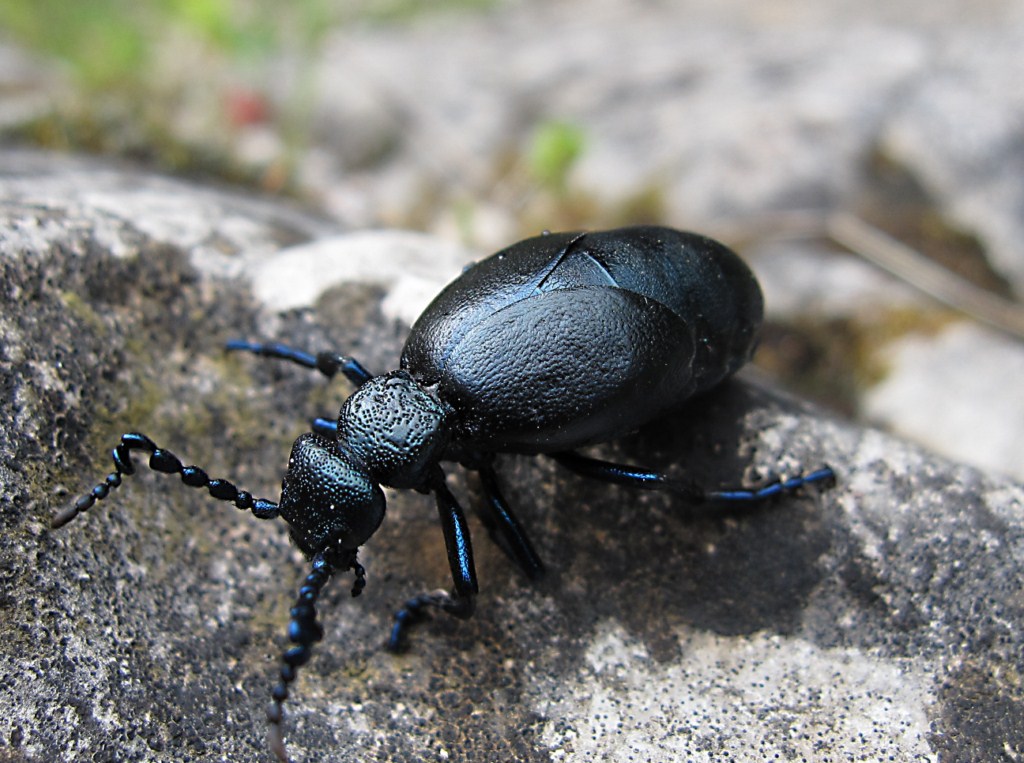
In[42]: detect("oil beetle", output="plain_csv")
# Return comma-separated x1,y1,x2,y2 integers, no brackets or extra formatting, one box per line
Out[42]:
55,225,834,761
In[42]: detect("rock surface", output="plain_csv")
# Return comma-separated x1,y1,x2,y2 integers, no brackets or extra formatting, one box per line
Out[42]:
1,153,1022,762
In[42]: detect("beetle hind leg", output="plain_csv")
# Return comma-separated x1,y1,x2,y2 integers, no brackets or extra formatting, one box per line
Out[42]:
473,463,545,580
707,466,836,501
549,451,835,503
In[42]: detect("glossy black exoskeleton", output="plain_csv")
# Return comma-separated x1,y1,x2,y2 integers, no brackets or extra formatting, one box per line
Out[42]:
56,226,834,761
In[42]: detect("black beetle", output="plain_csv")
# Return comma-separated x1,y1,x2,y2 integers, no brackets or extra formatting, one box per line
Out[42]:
55,225,833,761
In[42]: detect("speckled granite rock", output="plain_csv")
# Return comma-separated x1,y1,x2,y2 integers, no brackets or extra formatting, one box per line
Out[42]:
1,153,1022,762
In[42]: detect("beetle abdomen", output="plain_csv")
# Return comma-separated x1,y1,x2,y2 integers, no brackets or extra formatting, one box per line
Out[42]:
555,227,763,389
402,226,763,452
432,287,696,450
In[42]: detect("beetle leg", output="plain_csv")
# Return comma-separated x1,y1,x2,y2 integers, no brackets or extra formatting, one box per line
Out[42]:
388,468,478,651
474,464,545,580
226,339,373,386
548,451,835,503
53,432,280,528
701,466,836,501
311,417,338,437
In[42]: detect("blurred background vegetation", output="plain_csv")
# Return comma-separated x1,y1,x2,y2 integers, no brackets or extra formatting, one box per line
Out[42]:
0,0,503,190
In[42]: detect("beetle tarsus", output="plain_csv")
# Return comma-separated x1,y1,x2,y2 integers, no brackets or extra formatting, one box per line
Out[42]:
706,464,837,502
388,588,476,652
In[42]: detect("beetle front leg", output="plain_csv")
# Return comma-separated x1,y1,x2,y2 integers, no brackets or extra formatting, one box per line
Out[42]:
226,339,373,386
549,451,835,503
388,468,478,651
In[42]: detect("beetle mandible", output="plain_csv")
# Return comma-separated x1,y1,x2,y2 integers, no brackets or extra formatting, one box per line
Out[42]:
55,225,834,761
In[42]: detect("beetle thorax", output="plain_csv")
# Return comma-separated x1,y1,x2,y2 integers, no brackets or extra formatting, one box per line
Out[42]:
338,371,451,489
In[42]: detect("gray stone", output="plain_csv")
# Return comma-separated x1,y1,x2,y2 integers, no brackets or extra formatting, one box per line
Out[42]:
863,322,1024,480
878,27,1024,293
2,153,1022,762
0,42,62,131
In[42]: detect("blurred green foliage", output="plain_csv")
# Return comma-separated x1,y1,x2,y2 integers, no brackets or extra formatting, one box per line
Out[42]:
0,0,493,184
0,1,151,89
344,0,496,24
527,121,586,196
0,0,497,89
171,0,280,60
0,0,324,89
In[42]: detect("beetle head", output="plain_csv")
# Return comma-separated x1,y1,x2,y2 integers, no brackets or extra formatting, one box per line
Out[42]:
278,432,385,557
277,372,451,558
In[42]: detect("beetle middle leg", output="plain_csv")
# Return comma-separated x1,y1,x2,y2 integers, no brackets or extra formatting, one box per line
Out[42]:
549,451,835,503
473,463,545,580
388,468,478,651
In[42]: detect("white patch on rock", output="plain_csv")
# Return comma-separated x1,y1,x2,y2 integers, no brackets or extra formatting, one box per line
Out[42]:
538,623,936,762
864,321,1024,480
249,230,474,325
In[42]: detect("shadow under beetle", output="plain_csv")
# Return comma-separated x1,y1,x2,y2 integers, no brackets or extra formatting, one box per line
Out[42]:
55,225,834,761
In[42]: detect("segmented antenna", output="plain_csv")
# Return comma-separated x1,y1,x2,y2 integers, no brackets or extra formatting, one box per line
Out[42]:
53,432,280,528
267,550,366,763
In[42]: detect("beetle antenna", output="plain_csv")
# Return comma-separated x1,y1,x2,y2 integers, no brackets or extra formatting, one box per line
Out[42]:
267,548,366,763
53,432,280,528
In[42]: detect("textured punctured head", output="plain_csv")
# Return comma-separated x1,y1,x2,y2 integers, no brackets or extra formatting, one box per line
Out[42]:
277,432,386,557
